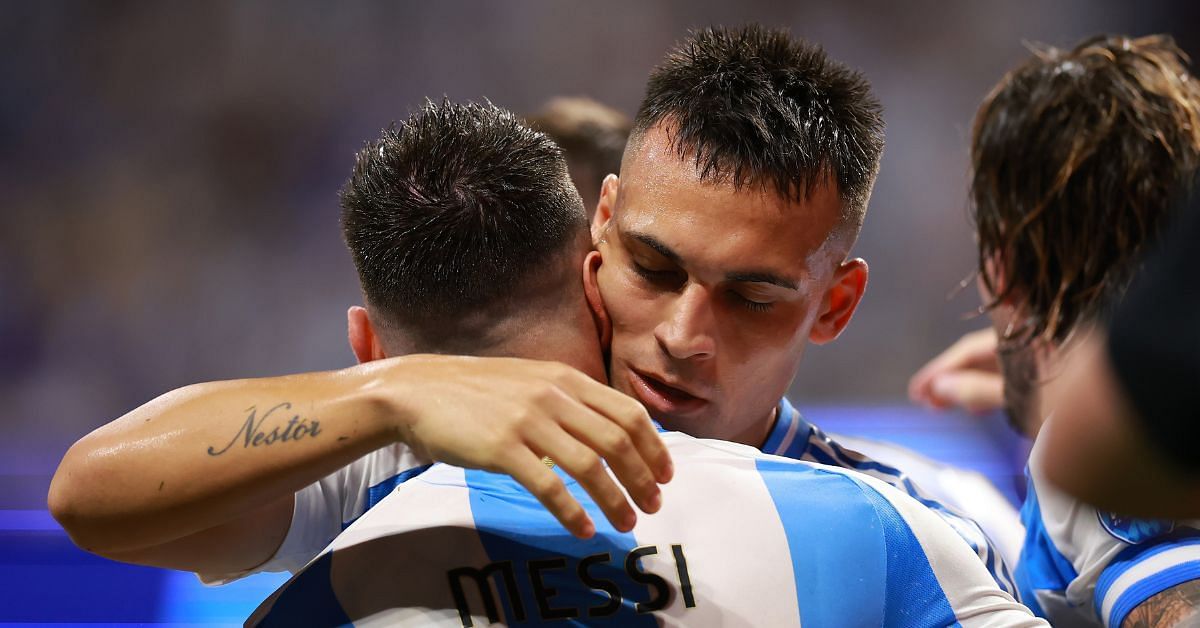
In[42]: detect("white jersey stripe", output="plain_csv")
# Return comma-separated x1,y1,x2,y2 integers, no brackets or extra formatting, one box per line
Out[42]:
1019,428,1200,625
629,435,802,626
1097,544,1200,627
249,430,1046,626
779,401,1019,599
849,472,1045,627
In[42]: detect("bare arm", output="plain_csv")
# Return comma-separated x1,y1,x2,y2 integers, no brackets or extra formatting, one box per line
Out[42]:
48,355,671,575
48,364,399,568
1123,580,1200,628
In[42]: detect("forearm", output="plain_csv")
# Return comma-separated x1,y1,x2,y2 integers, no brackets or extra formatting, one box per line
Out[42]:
48,351,671,568
48,363,402,554
1123,580,1200,628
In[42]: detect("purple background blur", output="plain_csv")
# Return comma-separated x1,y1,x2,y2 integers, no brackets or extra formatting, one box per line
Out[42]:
3,2,1198,622
6,1,1197,470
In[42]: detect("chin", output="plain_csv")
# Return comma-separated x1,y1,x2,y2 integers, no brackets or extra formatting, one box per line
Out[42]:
658,412,723,439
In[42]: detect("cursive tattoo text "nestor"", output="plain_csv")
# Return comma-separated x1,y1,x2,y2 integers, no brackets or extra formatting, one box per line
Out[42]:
207,402,322,456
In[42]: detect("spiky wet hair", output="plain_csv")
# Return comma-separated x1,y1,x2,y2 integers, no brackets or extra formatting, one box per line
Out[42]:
340,99,586,329
632,24,885,231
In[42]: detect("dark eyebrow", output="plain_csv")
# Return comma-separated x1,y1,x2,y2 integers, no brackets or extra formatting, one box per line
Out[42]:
628,230,799,291
628,231,683,264
726,272,799,291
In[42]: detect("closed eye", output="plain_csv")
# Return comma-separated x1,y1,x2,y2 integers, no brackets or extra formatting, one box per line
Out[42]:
632,261,683,286
729,290,776,313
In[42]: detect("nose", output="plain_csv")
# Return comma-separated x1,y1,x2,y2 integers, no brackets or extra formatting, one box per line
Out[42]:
654,283,716,361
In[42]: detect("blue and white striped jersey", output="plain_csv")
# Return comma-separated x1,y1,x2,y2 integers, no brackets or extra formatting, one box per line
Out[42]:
1016,430,1200,627
234,397,1017,602
762,399,1018,599
248,431,1043,627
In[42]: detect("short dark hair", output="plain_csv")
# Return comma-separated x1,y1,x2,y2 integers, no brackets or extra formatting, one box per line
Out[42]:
633,24,885,230
973,34,1200,347
341,100,587,332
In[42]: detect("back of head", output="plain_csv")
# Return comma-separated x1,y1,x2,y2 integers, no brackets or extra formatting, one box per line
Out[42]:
632,24,886,241
525,97,632,212
973,34,1200,347
341,100,589,353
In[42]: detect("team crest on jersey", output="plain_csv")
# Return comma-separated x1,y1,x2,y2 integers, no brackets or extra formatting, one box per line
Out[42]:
1097,511,1174,544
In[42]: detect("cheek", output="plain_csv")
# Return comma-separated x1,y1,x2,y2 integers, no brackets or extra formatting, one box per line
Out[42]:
717,315,809,386
598,264,659,334
719,300,812,352
725,346,805,404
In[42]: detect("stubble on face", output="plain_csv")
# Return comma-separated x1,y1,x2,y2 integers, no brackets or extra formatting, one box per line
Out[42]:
593,125,849,446
996,340,1041,437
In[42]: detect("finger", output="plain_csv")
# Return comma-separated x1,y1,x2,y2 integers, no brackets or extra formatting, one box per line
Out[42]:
909,329,1000,402
504,448,596,539
924,329,998,372
910,364,952,407
557,402,663,515
954,329,1003,370
525,419,638,533
908,371,937,406
931,371,1005,414
559,369,673,484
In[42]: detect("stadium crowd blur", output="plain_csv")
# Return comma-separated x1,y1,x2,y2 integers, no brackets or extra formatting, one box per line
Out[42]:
7,1,1199,478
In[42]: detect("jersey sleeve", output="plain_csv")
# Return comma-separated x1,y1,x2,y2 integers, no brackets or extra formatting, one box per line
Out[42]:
769,398,1020,599
848,472,1047,627
1016,433,1200,626
198,443,430,584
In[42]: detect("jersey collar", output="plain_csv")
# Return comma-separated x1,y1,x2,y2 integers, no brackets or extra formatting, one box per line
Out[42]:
760,397,813,457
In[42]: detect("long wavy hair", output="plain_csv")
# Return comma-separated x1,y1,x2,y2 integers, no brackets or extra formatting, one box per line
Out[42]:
972,34,1200,347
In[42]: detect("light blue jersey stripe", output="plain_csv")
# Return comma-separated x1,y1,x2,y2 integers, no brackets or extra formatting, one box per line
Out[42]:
1106,561,1200,627
255,553,352,627
1015,473,1076,618
774,397,1018,599
464,468,658,626
1095,534,1200,601
1094,533,1200,625
856,477,962,627
807,441,1005,596
758,457,962,626
756,458,887,625
763,398,812,455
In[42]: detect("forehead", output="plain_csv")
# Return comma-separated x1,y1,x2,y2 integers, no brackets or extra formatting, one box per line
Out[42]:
615,128,845,278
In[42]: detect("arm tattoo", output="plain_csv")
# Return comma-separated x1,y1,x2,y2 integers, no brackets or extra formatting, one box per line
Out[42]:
1123,579,1200,628
207,402,322,456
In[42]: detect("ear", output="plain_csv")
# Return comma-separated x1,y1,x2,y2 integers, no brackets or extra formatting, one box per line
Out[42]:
347,306,388,364
591,174,619,245
583,250,612,350
809,258,868,345
977,251,1017,305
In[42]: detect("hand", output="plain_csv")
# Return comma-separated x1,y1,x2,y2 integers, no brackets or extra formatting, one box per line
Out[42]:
908,328,1004,414
381,355,673,539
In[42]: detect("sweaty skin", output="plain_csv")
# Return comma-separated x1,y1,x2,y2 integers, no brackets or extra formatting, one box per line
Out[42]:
593,124,869,446
49,123,870,581
48,247,673,578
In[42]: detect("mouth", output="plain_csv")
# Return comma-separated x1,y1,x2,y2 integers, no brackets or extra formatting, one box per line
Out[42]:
627,368,709,418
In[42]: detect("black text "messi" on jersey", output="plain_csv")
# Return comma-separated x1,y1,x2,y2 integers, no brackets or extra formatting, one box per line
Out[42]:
448,543,696,626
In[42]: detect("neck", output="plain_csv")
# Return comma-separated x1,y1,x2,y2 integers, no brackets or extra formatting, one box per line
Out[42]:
734,405,779,448
1030,340,1068,438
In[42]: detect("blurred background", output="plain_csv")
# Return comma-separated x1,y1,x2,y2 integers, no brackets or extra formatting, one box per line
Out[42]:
2,1,1198,622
